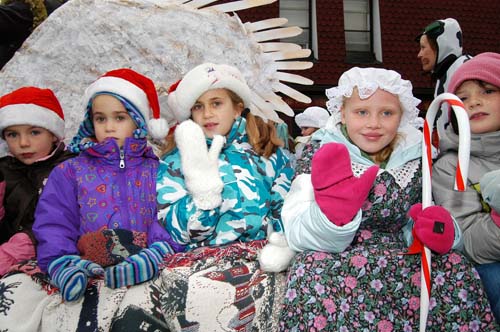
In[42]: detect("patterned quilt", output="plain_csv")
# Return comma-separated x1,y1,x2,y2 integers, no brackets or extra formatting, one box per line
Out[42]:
0,240,287,332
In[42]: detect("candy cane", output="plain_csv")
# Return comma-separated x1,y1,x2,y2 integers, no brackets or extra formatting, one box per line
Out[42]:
419,93,470,331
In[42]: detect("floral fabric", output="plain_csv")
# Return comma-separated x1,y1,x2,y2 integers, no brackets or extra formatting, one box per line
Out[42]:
280,140,497,331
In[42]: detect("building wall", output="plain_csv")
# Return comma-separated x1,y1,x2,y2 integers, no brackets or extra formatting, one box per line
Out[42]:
237,0,500,134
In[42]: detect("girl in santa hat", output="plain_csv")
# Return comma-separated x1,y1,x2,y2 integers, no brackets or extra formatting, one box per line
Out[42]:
157,63,294,262
0,86,75,276
32,68,183,302
278,67,497,330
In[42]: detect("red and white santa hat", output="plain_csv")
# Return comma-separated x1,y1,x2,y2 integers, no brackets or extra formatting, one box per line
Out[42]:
167,63,252,122
0,86,65,140
84,68,169,140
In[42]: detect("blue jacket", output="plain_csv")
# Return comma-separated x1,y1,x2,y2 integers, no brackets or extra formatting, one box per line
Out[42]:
157,117,294,249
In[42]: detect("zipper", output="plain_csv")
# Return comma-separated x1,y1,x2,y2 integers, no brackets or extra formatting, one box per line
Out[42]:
119,149,125,169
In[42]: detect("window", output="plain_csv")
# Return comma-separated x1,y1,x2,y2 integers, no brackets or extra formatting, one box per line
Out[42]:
343,0,382,63
279,0,318,59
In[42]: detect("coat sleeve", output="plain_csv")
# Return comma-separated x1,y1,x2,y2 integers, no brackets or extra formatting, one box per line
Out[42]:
432,154,500,264
266,148,294,233
283,174,361,252
32,162,81,272
157,156,220,246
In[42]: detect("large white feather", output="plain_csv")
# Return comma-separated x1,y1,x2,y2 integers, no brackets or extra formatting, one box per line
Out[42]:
0,0,313,154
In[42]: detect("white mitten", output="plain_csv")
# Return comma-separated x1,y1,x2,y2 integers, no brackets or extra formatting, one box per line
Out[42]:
258,232,296,273
175,120,225,210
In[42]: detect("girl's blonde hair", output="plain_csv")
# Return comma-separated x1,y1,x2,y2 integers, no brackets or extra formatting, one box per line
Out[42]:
371,134,401,164
160,89,283,158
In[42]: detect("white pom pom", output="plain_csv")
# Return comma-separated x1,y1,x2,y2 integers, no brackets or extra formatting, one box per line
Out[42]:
148,118,169,141
258,232,296,273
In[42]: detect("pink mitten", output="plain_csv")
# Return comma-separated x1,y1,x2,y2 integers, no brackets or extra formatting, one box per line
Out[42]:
311,143,379,226
409,203,454,255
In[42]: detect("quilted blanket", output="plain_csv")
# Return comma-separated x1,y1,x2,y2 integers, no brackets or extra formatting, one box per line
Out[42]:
0,240,287,332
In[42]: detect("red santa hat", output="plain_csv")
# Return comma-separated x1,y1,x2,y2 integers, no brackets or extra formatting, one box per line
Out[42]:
84,68,169,140
167,63,252,122
0,86,65,140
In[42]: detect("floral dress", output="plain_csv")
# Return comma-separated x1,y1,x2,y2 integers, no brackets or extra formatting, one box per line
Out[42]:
280,140,497,331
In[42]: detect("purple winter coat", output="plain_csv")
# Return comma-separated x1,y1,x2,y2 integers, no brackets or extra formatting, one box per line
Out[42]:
33,137,182,272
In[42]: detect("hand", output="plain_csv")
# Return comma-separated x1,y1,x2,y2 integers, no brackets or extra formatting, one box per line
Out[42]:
311,143,378,226
480,169,500,214
175,120,225,210
48,255,104,302
409,203,454,254
104,241,173,289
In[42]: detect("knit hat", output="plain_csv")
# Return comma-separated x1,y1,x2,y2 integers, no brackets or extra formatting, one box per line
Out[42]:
295,106,330,129
167,63,252,122
0,86,65,140
325,67,422,130
448,52,500,94
83,68,168,141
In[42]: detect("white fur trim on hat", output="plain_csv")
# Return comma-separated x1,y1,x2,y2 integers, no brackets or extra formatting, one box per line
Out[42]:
168,63,252,122
148,117,169,141
0,104,65,139
84,76,151,121
295,106,330,129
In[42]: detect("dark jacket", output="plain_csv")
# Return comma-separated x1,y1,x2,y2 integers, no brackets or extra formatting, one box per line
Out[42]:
0,143,74,245
0,0,66,69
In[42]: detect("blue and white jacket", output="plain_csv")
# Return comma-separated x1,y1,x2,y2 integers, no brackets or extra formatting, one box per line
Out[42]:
157,117,294,249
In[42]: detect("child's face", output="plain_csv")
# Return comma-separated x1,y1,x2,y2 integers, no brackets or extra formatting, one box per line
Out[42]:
455,80,500,134
92,95,137,148
3,125,57,165
190,88,243,138
341,88,402,158
300,127,318,136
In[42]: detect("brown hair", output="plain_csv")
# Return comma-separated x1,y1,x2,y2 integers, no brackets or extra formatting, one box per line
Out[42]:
160,89,283,158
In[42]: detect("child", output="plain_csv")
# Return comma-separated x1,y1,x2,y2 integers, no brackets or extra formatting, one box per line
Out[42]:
293,106,330,160
32,68,183,302
0,86,74,276
433,52,500,323
278,67,496,330
157,63,294,253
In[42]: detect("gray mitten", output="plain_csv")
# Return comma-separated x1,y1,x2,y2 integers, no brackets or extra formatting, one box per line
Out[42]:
480,169,500,213
175,120,225,210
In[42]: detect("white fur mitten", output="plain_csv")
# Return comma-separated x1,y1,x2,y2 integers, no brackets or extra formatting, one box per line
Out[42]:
175,120,225,210
258,232,296,272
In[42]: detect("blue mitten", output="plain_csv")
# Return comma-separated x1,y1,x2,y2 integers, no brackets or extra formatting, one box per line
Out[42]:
48,255,104,302
104,241,173,289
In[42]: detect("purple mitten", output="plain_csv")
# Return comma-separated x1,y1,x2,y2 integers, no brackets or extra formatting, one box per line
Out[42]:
409,203,454,255
311,143,379,226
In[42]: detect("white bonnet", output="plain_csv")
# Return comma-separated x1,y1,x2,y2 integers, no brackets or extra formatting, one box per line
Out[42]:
325,67,422,129
295,106,330,129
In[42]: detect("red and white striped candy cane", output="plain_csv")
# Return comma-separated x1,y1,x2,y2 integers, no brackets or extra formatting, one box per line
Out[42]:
419,93,470,331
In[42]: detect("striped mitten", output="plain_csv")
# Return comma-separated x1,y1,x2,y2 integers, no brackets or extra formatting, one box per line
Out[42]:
104,241,173,289
48,255,104,302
